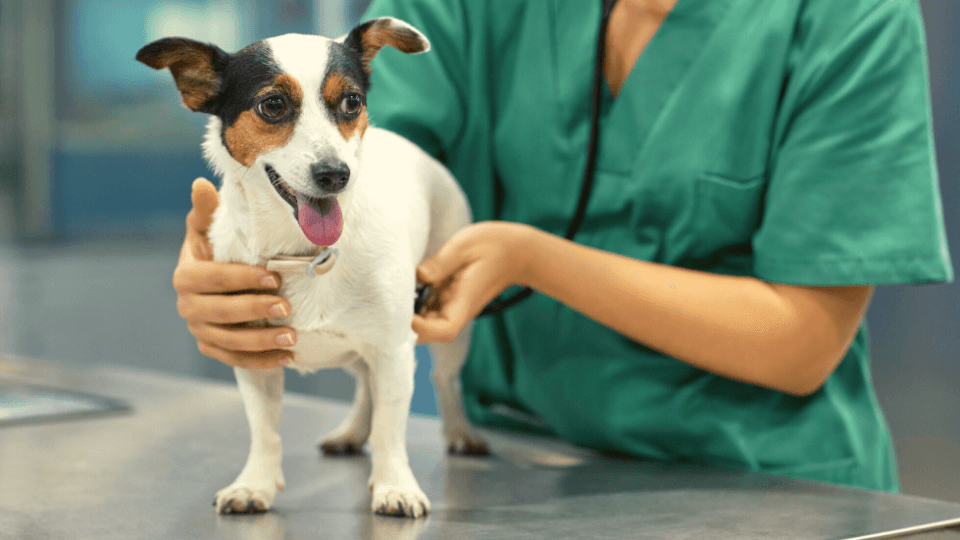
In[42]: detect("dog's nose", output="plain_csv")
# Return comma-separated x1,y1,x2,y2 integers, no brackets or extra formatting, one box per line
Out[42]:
311,162,350,194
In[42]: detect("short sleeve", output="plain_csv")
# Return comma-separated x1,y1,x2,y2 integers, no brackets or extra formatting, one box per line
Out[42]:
753,0,953,285
362,0,469,160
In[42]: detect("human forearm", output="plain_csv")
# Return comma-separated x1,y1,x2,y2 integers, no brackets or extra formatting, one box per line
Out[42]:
514,226,872,396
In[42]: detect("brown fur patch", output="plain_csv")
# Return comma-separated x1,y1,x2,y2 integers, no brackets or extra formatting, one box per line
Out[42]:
224,109,294,166
322,73,367,141
322,73,349,109
222,75,306,166
141,42,219,110
273,74,303,109
359,20,427,72
339,107,368,140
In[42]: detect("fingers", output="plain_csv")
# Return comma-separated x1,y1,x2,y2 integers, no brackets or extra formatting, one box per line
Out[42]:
196,339,293,370
413,312,464,344
174,260,281,295
414,227,500,344
189,321,296,353
188,178,220,236
417,258,457,288
191,322,296,369
181,178,220,263
176,178,292,370
180,291,294,369
177,292,290,324
417,234,469,286
411,297,474,343
411,276,479,343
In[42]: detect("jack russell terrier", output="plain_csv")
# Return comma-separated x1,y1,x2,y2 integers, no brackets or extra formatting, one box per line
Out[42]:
137,17,488,518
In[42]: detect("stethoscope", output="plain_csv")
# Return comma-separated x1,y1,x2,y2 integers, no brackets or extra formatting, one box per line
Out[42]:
416,0,617,317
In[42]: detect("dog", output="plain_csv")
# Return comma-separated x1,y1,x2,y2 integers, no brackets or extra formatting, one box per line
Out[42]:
137,17,488,518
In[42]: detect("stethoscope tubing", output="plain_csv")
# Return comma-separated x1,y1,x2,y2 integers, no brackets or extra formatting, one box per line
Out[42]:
477,0,617,317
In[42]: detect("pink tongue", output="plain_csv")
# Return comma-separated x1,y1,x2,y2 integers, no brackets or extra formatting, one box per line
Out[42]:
297,197,343,246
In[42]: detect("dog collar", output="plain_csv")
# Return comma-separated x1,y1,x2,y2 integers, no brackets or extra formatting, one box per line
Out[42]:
265,248,338,278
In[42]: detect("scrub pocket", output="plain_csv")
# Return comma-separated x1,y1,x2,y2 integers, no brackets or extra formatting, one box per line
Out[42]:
688,172,766,264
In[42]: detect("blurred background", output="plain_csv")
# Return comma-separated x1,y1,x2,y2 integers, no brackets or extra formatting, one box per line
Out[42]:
0,0,957,503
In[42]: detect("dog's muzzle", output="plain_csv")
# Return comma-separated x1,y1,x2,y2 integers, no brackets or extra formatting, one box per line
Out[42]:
264,163,345,247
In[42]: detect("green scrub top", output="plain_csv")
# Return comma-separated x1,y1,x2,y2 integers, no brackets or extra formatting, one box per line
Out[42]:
363,0,953,492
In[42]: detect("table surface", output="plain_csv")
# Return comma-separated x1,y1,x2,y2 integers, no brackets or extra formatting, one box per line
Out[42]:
2,354,960,540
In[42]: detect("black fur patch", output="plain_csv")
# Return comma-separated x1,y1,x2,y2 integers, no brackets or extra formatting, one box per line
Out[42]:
325,40,370,96
321,41,370,123
209,41,283,129
342,20,373,57
136,38,232,113
341,24,375,87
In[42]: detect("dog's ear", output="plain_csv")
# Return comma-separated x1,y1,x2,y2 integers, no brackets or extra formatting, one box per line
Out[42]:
344,17,430,73
136,38,228,112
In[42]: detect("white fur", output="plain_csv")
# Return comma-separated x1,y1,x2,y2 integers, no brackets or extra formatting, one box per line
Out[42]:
205,22,486,518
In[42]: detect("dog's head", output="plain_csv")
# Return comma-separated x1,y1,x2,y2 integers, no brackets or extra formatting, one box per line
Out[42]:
137,18,429,247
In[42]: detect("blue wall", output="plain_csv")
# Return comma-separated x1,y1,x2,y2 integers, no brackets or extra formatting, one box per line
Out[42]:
55,149,211,235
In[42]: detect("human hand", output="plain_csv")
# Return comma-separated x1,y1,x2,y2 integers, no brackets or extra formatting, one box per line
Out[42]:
174,178,296,369
412,222,534,343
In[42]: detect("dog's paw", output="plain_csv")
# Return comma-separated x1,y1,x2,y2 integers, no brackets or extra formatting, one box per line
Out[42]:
317,430,367,456
446,431,490,457
317,423,369,456
319,439,365,456
214,484,277,515
371,484,431,518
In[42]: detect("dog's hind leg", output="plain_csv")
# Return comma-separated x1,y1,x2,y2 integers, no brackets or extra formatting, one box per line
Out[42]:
429,321,489,456
214,367,285,514
318,355,372,455
366,337,430,518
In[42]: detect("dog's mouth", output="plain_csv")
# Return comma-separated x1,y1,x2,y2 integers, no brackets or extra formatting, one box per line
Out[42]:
265,164,297,211
265,164,343,247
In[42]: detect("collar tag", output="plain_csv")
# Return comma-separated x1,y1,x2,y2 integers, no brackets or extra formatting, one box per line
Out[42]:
265,248,338,278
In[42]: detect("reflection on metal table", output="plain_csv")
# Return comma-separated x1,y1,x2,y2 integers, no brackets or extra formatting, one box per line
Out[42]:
2,354,959,540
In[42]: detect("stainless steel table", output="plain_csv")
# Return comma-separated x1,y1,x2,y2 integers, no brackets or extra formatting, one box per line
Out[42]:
2,354,960,540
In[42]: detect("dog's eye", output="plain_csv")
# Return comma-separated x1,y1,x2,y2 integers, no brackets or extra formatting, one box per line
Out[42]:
339,94,362,117
258,97,287,119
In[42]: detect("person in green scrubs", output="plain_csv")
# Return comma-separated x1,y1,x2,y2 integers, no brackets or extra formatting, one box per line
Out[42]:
172,0,952,493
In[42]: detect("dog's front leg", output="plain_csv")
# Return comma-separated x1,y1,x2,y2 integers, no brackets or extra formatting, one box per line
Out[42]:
366,338,430,518
215,367,285,514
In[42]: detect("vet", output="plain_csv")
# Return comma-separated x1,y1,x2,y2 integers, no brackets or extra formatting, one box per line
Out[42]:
173,0,953,494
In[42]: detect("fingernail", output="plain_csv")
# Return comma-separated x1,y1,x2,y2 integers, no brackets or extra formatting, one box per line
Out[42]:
262,275,279,288
269,303,288,317
277,333,295,346
278,355,292,366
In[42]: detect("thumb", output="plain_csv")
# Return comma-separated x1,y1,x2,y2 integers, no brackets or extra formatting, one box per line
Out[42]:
417,241,466,285
187,178,220,235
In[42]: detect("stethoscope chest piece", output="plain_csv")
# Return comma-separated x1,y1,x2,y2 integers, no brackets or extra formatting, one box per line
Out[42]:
415,283,433,315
